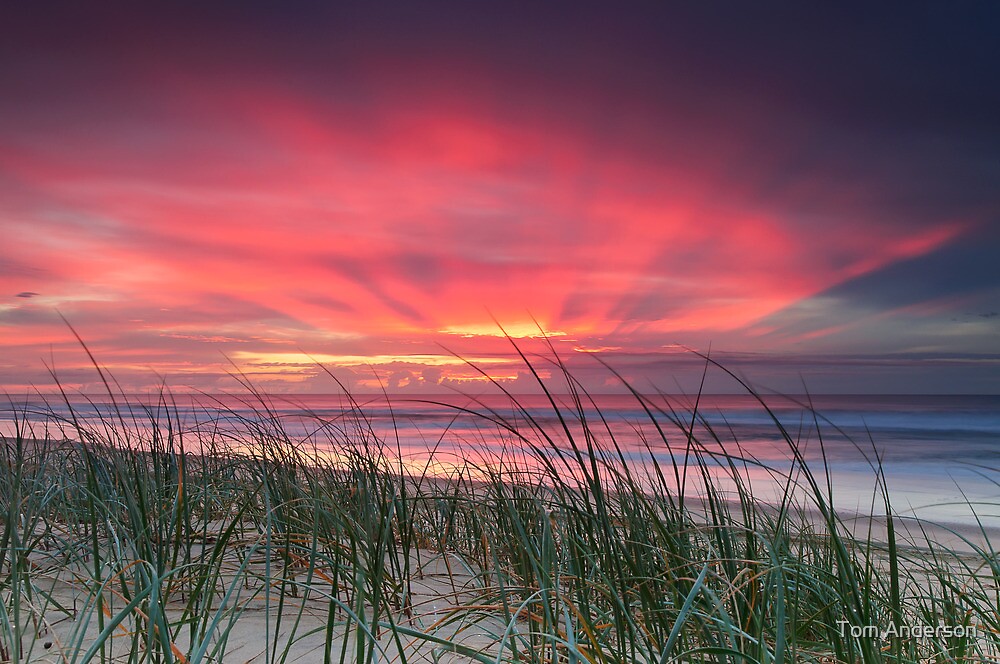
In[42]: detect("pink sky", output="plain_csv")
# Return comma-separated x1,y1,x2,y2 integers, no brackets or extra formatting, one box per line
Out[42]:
2,4,999,394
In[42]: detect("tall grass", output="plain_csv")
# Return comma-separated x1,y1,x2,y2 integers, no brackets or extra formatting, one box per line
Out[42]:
0,346,997,663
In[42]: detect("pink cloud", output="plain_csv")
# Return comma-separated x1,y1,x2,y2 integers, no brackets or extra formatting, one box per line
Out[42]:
0,51,974,391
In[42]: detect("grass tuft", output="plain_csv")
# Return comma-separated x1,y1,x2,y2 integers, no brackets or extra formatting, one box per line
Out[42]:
0,345,997,663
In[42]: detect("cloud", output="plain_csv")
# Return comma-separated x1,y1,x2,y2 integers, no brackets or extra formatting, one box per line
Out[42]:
2,3,999,392
754,224,1000,344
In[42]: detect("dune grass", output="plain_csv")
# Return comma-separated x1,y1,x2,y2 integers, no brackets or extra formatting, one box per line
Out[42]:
1,348,998,663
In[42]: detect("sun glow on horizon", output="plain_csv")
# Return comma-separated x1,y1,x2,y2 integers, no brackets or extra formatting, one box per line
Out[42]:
438,323,567,339
232,351,517,369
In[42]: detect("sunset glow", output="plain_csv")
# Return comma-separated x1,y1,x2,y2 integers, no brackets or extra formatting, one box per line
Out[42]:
2,4,998,394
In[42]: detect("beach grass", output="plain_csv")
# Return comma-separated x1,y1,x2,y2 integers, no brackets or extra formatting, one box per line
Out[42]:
1,348,998,663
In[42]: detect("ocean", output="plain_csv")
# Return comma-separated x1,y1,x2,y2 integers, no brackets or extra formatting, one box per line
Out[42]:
4,392,999,526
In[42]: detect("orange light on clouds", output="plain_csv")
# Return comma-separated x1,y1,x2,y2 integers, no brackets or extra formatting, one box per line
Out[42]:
232,351,515,368
438,323,566,339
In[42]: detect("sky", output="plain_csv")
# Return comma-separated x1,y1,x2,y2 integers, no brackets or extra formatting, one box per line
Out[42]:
2,2,999,395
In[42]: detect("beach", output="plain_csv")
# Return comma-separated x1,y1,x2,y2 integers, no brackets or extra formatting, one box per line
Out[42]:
3,388,998,663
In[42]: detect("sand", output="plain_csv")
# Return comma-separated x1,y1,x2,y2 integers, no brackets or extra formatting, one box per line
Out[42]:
16,537,506,663
9,507,995,664
4,436,998,662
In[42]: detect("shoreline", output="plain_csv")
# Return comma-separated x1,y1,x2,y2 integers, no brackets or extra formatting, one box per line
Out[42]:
6,434,997,552
4,429,999,662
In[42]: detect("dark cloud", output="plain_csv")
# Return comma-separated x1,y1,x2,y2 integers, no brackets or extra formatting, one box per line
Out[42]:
421,367,443,385
758,224,1000,340
828,237,1000,310
296,293,355,314
393,252,444,290
0,293,307,331
0,256,47,279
